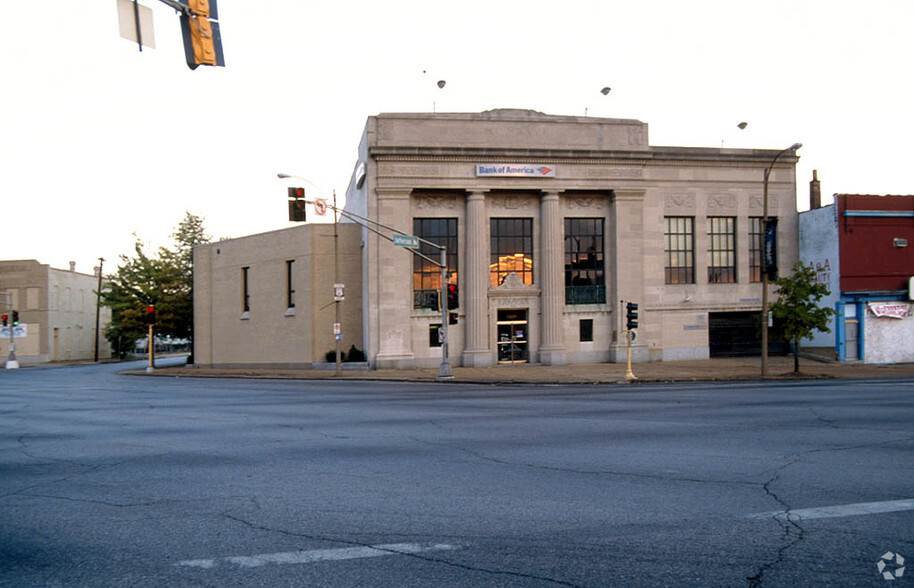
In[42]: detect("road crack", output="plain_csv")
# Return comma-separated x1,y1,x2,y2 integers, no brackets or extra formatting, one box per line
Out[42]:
746,458,805,588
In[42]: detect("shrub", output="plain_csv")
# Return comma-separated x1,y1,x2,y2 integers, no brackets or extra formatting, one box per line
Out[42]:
347,345,366,362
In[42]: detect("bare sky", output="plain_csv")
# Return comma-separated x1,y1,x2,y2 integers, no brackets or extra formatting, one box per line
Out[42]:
2,1,911,273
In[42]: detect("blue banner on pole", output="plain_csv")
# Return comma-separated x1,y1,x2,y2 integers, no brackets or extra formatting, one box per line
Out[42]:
764,218,778,280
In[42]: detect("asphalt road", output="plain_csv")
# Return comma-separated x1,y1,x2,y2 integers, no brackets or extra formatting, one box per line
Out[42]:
1,362,912,587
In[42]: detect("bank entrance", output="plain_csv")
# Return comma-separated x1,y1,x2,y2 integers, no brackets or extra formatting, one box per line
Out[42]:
497,309,529,363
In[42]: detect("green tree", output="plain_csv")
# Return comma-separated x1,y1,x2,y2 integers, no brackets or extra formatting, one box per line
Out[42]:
101,212,209,357
158,212,211,340
769,261,836,373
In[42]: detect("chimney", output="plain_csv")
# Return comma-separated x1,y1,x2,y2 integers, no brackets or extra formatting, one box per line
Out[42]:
69,261,76,272
809,169,822,210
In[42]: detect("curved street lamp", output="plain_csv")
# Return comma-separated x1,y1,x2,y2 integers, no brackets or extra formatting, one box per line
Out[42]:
761,142,802,377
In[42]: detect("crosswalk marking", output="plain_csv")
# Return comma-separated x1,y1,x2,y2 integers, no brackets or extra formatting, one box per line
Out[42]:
176,542,458,570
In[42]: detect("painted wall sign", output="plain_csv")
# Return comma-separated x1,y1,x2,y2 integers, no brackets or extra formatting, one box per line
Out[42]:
868,303,910,319
476,164,556,178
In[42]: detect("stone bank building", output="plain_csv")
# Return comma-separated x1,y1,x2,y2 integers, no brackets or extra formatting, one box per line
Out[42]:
194,110,800,369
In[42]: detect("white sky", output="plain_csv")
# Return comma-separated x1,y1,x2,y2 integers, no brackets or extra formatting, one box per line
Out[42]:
2,1,912,274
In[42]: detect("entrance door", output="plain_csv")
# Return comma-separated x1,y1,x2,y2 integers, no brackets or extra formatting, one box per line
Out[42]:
497,309,528,363
845,319,859,360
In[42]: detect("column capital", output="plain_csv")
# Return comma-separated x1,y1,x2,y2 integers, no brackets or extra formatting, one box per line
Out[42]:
540,190,561,201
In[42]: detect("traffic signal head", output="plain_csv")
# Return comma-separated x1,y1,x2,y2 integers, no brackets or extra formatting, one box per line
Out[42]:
145,305,156,325
449,312,458,325
1,314,7,327
11,311,18,326
288,198,307,222
288,187,305,199
179,0,225,69
447,283,458,310
626,302,639,330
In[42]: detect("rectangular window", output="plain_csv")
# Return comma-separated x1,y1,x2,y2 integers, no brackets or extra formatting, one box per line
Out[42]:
579,319,594,342
286,260,295,308
749,217,778,282
664,217,694,284
429,324,442,347
749,217,763,283
413,218,458,310
490,218,534,287
564,218,605,304
241,266,250,313
708,217,737,284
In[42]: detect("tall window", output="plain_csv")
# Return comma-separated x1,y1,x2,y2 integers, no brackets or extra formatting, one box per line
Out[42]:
241,266,250,312
708,217,737,283
564,218,605,304
490,218,534,286
664,217,694,284
286,260,295,308
413,218,458,310
749,217,763,283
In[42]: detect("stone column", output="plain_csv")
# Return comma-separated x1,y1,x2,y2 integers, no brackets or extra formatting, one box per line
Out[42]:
373,188,415,368
609,188,646,364
462,190,492,367
539,190,566,365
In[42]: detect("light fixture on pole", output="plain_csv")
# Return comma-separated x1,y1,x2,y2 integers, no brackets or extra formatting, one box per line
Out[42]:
760,142,802,377
277,172,343,377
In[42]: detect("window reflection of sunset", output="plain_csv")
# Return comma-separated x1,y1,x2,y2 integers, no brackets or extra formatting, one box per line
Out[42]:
490,254,534,287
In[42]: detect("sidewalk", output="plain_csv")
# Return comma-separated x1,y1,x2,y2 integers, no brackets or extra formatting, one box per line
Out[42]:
141,354,914,385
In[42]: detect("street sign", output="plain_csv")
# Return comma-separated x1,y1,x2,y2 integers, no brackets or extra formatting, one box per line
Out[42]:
315,199,328,216
393,234,419,249
0,325,27,338
117,0,156,49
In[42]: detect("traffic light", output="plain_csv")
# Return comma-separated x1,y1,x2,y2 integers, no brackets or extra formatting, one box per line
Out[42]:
449,312,458,325
11,311,18,326
1,315,7,327
144,305,156,325
447,283,459,310
626,302,639,330
179,0,225,70
288,187,307,222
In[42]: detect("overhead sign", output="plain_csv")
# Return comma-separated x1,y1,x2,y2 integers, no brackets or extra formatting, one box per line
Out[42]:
476,164,556,178
0,325,27,338
393,234,419,249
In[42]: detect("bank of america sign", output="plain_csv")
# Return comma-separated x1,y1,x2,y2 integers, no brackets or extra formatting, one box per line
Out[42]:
476,164,556,178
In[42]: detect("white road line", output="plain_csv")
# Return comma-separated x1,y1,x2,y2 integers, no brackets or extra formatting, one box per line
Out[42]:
748,498,914,522
176,542,459,570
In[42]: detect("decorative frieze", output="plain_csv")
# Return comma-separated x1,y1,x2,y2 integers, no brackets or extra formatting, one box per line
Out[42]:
707,194,737,212
664,192,696,211
414,193,459,210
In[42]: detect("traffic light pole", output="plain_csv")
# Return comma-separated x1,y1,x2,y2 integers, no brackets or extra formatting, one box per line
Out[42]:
146,324,155,372
621,299,636,380
276,174,453,378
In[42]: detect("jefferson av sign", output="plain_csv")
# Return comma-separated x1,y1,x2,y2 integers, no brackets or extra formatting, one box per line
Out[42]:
476,164,556,178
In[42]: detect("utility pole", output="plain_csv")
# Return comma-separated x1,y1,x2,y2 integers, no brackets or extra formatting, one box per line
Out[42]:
94,257,104,363
333,189,342,377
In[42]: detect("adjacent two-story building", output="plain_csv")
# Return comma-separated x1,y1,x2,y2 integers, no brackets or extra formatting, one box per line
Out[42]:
800,188,913,363
193,109,801,369
0,260,111,364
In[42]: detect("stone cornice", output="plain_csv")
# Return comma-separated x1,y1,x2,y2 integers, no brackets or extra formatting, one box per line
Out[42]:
370,150,799,170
